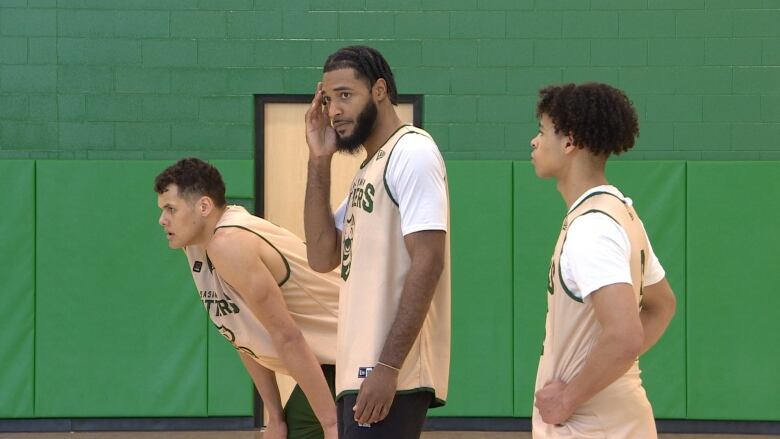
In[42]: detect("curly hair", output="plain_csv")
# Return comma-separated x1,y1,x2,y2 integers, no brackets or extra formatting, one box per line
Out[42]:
154,157,226,207
323,45,398,105
536,83,639,156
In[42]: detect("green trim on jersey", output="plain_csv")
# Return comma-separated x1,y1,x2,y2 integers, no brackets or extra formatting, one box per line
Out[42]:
569,190,626,213
382,129,426,207
557,209,622,303
336,387,445,408
214,225,292,287
557,231,583,304
574,209,621,227
359,124,411,169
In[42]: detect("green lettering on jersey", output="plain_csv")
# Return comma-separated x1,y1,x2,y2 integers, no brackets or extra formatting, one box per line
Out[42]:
341,214,355,281
639,249,646,309
362,183,375,213
547,260,555,295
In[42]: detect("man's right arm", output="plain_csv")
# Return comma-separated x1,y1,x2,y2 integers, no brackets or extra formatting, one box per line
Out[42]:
304,156,341,273
303,82,341,272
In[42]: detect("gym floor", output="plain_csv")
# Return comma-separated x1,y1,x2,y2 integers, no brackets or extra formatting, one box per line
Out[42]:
0,432,778,438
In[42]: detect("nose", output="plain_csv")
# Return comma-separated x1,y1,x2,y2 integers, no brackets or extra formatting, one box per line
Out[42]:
530,135,538,149
327,100,341,119
158,212,166,226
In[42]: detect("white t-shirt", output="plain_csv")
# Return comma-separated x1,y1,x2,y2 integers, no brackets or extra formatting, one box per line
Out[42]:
334,133,448,235
561,185,666,300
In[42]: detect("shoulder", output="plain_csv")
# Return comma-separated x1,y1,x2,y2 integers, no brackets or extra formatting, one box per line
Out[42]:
388,131,444,175
566,211,628,250
209,227,261,263
393,130,440,157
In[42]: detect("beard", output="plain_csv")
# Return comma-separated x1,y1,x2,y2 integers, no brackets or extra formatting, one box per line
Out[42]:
335,99,378,155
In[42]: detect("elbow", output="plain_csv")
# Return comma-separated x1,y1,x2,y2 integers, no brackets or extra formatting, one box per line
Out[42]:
306,250,338,273
623,329,644,360
610,327,644,361
667,292,678,317
426,253,445,281
308,258,338,273
273,326,306,352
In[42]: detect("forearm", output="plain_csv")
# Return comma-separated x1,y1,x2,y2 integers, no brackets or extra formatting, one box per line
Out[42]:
240,354,284,423
304,156,340,272
639,278,676,355
639,306,674,355
274,331,336,428
563,329,642,410
378,257,443,368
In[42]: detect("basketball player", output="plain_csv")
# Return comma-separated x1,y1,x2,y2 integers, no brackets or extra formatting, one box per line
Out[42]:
303,46,451,439
529,83,677,438
154,158,339,439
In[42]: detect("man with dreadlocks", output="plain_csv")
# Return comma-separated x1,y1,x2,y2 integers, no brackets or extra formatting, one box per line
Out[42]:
303,45,451,438
529,83,676,438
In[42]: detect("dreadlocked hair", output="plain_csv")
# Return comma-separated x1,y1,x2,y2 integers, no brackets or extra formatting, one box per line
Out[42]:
536,82,639,156
323,45,399,105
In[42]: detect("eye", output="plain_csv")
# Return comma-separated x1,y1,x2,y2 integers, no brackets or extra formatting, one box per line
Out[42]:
322,96,331,105
339,92,351,99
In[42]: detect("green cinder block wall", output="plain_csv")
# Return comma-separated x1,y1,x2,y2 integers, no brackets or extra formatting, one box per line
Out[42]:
2,0,780,425
2,2,780,160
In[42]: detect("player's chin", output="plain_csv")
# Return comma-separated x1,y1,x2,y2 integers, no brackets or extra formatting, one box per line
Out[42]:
531,163,547,178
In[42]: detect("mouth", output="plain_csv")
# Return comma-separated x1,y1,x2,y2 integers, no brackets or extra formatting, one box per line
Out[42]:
332,120,351,131
166,231,174,240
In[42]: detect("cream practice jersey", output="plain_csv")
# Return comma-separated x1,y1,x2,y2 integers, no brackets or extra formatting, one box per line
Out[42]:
334,125,451,406
184,205,340,375
560,186,665,300
533,188,660,439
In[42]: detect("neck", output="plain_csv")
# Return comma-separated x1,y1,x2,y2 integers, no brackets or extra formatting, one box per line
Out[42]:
556,159,609,210
362,105,402,159
193,205,229,248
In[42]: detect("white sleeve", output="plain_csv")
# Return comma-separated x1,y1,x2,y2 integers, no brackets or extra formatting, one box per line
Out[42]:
560,213,633,300
333,196,348,232
385,133,448,236
642,222,666,286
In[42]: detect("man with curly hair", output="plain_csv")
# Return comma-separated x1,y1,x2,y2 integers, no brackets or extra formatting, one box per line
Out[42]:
529,83,677,438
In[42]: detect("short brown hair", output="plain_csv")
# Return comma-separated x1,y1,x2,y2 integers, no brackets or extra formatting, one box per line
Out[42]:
154,157,226,207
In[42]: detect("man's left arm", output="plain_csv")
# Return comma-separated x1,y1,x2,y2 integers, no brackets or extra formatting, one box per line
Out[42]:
638,277,676,355
352,229,445,424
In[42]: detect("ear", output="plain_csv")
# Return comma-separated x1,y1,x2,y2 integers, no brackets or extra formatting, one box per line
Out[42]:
563,134,577,155
373,78,387,102
197,196,215,217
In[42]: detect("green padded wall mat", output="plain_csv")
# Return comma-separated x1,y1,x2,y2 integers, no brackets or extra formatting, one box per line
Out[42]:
431,161,514,416
513,161,686,418
35,161,207,417
207,159,253,416
513,161,565,416
687,162,780,421
206,327,253,416
607,161,687,418
0,161,35,418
